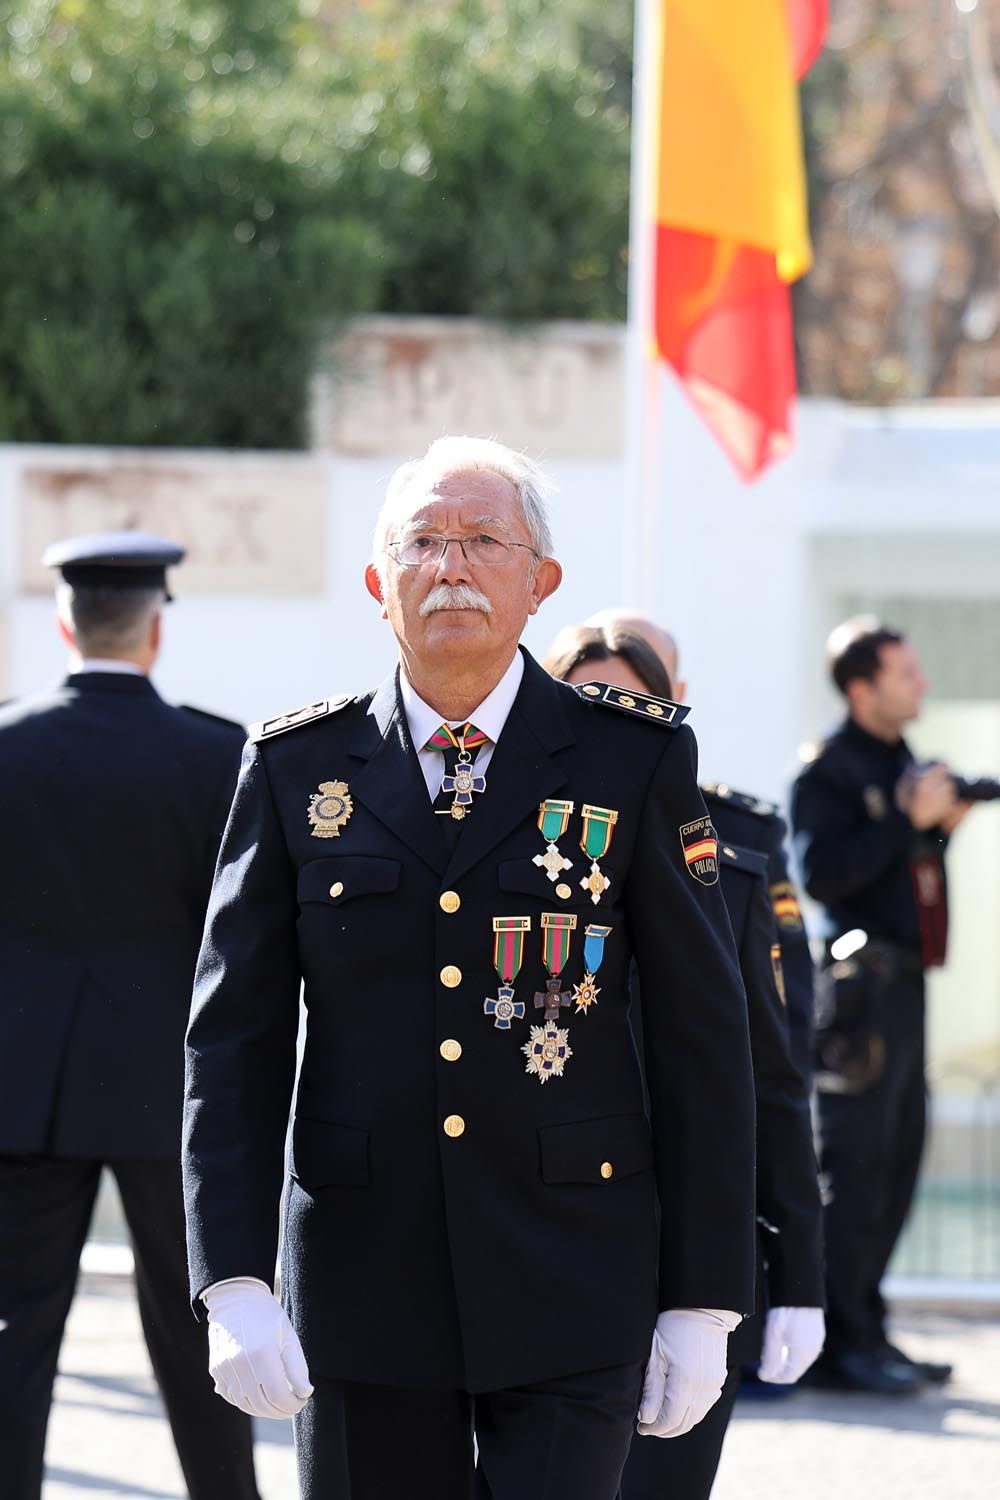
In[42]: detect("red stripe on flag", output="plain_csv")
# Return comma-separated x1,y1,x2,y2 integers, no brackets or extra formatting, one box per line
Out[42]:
685,838,718,863
654,226,796,481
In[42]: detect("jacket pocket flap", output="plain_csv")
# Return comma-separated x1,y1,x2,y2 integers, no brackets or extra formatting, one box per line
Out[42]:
538,1113,653,1185
298,856,401,907
498,858,617,902
289,1117,370,1188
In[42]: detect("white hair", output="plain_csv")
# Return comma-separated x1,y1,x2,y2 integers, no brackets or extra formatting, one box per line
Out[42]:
371,436,556,563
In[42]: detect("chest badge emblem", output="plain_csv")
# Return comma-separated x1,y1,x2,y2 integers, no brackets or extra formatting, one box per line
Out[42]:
307,780,354,838
864,785,888,821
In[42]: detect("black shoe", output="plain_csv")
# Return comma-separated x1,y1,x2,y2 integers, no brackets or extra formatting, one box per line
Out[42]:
882,1341,953,1385
808,1348,924,1394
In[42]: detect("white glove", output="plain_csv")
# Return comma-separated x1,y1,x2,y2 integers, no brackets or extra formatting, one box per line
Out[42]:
757,1306,826,1384
202,1277,313,1419
637,1308,738,1438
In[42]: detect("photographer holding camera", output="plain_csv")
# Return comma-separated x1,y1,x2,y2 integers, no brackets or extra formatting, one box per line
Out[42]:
790,617,973,1394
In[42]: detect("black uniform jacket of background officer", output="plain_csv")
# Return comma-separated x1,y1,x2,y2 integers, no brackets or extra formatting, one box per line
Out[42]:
0,672,244,1158
789,718,937,952
620,842,822,1500
702,784,815,1082
183,649,756,1395
713,844,823,1363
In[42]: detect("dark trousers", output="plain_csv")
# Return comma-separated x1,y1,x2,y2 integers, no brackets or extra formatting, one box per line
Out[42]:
617,1364,740,1500
815,967,927,1353
294,1361,644,1500
0,1153,260,1500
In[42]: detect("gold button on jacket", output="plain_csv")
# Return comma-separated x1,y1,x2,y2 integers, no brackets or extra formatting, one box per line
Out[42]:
328,881,344,898
440,965,462,988
440,1039,462,1062
439,890,461,913
600,1161,614,1180
443,1114,465,1138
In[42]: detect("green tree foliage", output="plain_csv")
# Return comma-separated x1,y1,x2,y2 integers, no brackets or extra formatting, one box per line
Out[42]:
0,0,381,445
332,1,631,320
0,0,633,446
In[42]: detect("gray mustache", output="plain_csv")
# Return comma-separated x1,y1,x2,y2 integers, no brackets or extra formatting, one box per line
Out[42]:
419,584,493,617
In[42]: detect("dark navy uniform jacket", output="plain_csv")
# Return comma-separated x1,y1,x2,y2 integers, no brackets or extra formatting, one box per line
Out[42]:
0,672,244,1159
713,845,823,1360
702,785,815,1082
789,718,939,955
182,650,756,1394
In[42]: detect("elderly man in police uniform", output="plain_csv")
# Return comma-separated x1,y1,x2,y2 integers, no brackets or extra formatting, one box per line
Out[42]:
0,534,260,1500
182,437,757,1500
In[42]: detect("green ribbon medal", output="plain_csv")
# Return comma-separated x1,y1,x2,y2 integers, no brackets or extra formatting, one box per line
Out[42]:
484,916,530,1030
579,804,618,905
533,798,574,882
573,923,612,1014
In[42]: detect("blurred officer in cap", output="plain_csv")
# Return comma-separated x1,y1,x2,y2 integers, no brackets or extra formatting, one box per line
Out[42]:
586,608,816,1083
0,533,261,1500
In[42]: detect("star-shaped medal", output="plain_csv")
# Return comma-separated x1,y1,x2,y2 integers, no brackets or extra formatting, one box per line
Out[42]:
572,972,601,1014
522,1024,572,1084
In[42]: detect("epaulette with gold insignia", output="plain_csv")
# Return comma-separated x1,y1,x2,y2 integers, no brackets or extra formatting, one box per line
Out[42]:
572,681,689,728
701,782,778,819
249,695,352,743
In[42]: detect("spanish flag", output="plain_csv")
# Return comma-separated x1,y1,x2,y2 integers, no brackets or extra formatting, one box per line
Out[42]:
651,1,827,479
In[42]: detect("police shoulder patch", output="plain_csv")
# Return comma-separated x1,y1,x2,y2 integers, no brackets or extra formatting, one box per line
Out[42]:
701,782,778,819
249,695,352,743
573,681,689,729
679,816,720,885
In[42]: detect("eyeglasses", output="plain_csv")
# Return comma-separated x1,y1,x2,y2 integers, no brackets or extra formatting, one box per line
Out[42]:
385,532,539,569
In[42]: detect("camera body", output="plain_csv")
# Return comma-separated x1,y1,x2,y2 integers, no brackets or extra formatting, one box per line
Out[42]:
952,775,1000,803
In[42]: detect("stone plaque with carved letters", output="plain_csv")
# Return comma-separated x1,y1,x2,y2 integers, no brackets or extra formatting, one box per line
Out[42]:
18,455,327,595
314,317,624,460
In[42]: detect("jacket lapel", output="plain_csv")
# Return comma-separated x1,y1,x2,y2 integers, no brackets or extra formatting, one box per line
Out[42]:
347,671,446,875
445,652,576,885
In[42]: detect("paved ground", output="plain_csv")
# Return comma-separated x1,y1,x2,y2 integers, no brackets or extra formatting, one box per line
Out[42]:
43,1277,999,1499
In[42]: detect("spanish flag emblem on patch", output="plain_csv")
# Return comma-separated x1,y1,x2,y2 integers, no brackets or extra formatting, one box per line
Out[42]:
679,816,720,886
769,881,803,930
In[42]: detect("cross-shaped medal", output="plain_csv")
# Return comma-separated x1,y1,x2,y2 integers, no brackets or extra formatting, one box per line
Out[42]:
484,983,526,1031
580,859,611,904
441,758,486,818
534,977,572,1022
533,842,573,881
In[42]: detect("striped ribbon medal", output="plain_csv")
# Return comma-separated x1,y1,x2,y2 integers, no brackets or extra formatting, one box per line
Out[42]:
532,798,575,882
573,923,612,1014
484,916,530,1030
523,913,577,1085
426,722,490,820
579,803,619,905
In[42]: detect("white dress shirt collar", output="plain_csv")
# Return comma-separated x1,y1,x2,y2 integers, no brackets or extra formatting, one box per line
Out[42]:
76,658,147,677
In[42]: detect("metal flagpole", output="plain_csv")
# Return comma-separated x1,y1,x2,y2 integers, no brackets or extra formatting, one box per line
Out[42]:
622,0,663,610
